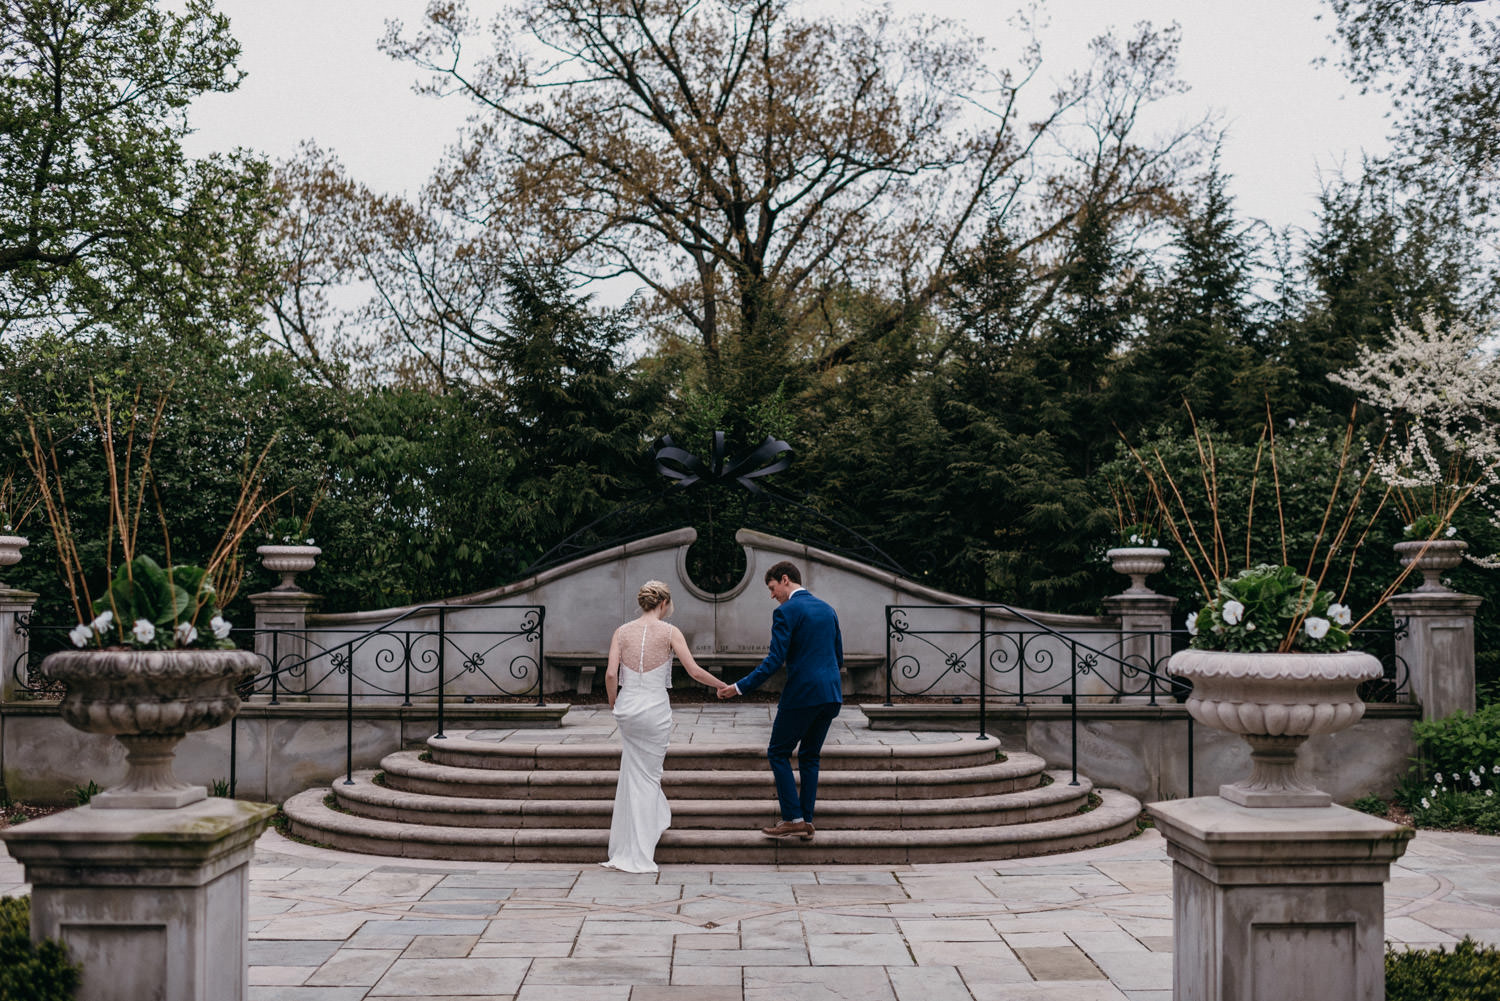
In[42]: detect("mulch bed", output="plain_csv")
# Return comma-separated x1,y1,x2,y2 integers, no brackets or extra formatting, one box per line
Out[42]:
0,801,67,830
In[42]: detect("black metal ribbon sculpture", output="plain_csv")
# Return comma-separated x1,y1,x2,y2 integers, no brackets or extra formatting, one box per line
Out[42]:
653,432,792,495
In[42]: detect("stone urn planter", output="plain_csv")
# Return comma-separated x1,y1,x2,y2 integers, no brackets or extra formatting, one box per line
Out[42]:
1169,648,1382,808
0,533,26,584
1106,546,1170,595
256,543,321,591
40,648,261,808
1394,538,1467,593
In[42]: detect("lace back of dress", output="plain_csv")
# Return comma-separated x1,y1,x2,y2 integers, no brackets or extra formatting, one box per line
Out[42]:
623,620,674,685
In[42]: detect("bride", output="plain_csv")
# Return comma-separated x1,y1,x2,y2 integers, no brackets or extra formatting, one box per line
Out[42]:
601,580,723,873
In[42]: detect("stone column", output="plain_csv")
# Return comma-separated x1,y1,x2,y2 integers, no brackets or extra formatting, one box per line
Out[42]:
1150,798,1412,1001
0,587,38,702
1102,592,1178,703
247,589,321,700
0,797,276,1001
1386,589,1482,721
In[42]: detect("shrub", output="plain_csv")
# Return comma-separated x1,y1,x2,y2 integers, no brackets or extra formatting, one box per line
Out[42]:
1350,795,1389,817
1387,937,1500,1000
1412,704,1500,779
1397,704,1500,831
0,896,80,1001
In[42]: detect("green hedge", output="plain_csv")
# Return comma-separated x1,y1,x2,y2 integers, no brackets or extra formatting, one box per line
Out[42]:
1388,938,1500,1000
0,897,79,1001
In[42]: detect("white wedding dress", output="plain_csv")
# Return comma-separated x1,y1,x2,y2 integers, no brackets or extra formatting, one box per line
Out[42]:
601,620,674,873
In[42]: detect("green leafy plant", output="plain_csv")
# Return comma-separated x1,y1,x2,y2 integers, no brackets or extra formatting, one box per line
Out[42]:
0,896,81,1001
1387,937,1500,1000
23,387,280,650
209,779,231,798
1186,564,1353,653
1395,704,1500,831
1404,512,1460,542
1350,794,1389,817
1126,406,1422,651
65,781,99,807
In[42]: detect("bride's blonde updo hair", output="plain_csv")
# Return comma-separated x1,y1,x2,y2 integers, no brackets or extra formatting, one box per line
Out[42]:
637,580,672,614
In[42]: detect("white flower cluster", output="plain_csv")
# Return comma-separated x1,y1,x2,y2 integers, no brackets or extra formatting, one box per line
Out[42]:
1330,312,1500,567
69,610,233,648
1416,764,1500,814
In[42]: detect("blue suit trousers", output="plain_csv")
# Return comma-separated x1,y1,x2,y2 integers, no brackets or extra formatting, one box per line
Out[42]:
767,701,842,822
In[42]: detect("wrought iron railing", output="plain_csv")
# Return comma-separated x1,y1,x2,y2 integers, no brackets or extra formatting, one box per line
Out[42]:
884,603,1412,795
8,604,546,795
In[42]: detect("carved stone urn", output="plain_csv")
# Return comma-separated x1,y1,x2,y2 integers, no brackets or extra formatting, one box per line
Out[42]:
256,543,322,591
1106,547,1170,595
0,533,27,584
1394,539,1467,593
40,648,261,808
1169,648,1382,807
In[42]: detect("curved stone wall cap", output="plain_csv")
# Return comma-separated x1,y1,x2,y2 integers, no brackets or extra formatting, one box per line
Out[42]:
312,527,701,625
1169,649,1383,682
735,528,1109,627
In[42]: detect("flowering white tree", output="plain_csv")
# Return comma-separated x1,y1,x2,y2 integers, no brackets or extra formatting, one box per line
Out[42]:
1330,312,1500,566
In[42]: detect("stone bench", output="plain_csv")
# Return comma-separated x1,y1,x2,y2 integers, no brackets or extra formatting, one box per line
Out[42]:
544,652,886,696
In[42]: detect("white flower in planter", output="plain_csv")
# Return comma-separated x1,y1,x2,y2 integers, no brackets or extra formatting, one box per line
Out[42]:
69,623,92,648
90,609,114,633
1185,611,1198,636
210,615,232,640
1221,600,1245,626
1304,617,1331,640
175,622,198,647
132,619,155,645
1328,603,1352,627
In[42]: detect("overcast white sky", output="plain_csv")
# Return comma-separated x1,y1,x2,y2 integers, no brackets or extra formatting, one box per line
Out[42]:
182,0,1391,236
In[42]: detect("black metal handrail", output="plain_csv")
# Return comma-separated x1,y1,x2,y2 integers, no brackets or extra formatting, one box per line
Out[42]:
885,603,1411,796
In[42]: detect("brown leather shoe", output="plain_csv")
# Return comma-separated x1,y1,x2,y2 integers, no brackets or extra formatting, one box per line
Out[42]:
761,820,814,840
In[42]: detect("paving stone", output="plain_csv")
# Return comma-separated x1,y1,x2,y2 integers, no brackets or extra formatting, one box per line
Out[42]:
807,932,912,965
1013,946,1107,981
671,966,743,986
886,965,974,1001
792,885,910,905
1086,951,1172,991
1068,930,1148,955
471,942,573,958
743,965,896,1001
573,934,676,957
525,957,672,985
1134,935,1174,953
516,986,630,1001
910,940,1025,969
370,957,531,996
1003,931,1072,949
254,912,375,940
405,935,481,958
968,983,1127,1001
481,916,585,942
248,940,345,966
674,947,810,966
248,989,370,1001
800,912,900,935
250,965,312,986
631,987,742,1001
306,948,402,987
897,918,998,941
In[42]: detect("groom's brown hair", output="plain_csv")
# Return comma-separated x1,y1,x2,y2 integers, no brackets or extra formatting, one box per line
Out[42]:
764,560,801,585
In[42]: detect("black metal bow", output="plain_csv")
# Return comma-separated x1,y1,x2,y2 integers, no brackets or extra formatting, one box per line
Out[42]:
653,432,792,494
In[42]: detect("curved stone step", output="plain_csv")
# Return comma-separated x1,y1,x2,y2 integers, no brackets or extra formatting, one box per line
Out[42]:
377,749,1049,801
427,730,1004,772
283,787,1143,864
330,769,1093,830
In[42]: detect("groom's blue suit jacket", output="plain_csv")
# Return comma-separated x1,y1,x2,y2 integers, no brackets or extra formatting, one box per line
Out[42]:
733,589,844,707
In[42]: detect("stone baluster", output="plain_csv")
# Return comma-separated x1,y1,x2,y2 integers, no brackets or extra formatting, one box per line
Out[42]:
1386,588,1483,721
0,585,37,702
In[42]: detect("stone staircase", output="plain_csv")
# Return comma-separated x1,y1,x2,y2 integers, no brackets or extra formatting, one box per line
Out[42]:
283,730,1142,863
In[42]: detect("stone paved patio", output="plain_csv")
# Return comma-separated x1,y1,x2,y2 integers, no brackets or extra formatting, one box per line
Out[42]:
5,823,1500,1000
5,711,1499,999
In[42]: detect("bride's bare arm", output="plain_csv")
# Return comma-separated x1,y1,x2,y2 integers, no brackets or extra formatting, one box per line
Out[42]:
605,628,622,707
670,626,723,689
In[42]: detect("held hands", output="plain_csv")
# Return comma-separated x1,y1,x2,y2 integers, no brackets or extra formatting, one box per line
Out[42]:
716,683,739,700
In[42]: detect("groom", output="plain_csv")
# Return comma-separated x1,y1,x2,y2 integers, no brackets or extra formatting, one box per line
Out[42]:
718,560,843,840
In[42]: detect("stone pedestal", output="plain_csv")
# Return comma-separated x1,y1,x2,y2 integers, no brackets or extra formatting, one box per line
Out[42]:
1102,592,1178,703
1387,589,1482,721
248,589,321,698
0,797,275,1001
0,586,38,702
1149,797,1412,1001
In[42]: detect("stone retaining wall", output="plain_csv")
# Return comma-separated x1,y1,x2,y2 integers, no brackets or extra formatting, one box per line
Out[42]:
1,700,1416,806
